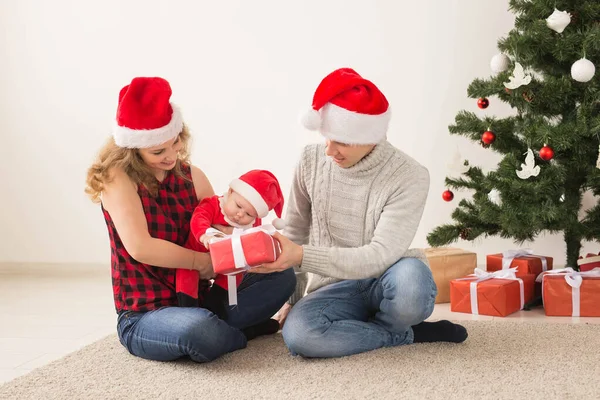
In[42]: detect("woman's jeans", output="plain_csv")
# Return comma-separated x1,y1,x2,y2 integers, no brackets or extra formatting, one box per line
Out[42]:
282,257,436,358
117,269,296,362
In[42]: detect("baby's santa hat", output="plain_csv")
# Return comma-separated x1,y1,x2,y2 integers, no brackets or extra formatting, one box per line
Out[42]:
229,170,286,230
300,68,391,145
113,77,183,148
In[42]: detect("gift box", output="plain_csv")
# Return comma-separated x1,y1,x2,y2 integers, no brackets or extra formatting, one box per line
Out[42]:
537,268,600,317
450,268,535,317
486,249,553,277
577,253,600,272
423,247,477,304
208,227,281,276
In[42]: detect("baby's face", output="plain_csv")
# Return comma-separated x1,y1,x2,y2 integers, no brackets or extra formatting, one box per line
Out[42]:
223,189,258,226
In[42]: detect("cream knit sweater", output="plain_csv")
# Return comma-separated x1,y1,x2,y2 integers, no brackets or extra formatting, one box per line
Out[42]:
284,141,430,305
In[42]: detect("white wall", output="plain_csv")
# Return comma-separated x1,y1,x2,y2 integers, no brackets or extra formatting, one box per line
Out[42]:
1,0,593,267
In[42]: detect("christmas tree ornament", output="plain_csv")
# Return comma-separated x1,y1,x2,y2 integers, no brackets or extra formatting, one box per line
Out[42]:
596,145,600,169
516,148,540,179
442,190,454,202
544,115,563,126
522,91,534,103
504,62,532,89
559,194,565,202
481,130,496,145
459,227,472,240
546,8,572,33
447,148,469,176
571,58,596,83
539,144,554,161
488,189,502,206
490,53,510,74
477,98,489,109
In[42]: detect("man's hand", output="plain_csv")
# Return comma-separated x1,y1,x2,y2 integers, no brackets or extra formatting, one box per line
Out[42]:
251,232,303,273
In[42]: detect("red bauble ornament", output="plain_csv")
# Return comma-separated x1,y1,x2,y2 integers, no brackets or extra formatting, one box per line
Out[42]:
539,144,554,161
477,97,490,109
442,190,454,202
481,130,496,145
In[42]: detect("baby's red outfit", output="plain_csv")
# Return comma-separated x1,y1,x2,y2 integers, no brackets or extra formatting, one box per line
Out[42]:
176,195,260,309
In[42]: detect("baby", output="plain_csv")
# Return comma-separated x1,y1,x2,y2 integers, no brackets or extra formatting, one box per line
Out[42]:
177,169,285,320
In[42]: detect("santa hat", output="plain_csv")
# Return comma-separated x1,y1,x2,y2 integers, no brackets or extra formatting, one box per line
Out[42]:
229,170,286,230
113,77,183,149
300,68,391,145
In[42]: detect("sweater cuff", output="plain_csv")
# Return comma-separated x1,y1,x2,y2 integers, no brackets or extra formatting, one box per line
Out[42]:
288,281,305,305
300,245,330,276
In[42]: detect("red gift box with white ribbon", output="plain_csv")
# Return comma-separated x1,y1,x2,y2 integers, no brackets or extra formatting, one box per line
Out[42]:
207,225,281,305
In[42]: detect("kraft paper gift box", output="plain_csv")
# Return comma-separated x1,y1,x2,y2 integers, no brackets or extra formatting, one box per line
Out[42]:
486,249,553,278
537,268,600,317
450,268,535,317
423,247,477,304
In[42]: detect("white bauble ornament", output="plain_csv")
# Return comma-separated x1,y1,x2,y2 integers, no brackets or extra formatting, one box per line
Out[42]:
490,53,510,74
488,189,502,206
546,9,571,33
571,58,596,83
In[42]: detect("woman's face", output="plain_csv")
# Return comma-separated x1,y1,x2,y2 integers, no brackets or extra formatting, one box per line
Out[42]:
138,135,182,173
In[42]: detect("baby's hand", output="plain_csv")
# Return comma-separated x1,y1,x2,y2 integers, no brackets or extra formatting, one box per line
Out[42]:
200,234,212,249
212,224,234,235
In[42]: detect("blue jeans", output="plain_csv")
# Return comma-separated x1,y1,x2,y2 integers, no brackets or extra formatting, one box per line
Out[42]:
282,257,436,358
117,269,296,362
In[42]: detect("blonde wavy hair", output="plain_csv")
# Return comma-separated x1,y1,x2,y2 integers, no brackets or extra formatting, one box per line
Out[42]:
85,125,192,203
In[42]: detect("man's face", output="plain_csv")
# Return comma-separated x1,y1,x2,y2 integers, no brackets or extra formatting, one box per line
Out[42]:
325,140,376,168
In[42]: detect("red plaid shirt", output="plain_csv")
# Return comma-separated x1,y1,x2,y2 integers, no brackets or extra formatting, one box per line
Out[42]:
103,163,208,313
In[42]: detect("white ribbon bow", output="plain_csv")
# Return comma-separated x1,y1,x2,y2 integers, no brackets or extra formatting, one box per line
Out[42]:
502,248,548,273
204,224,277,305
458,268,524,315
536,267,600,317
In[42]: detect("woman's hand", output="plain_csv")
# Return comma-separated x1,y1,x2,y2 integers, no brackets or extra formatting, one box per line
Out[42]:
273,303,292,329
251,232,303,273
193,252,215,280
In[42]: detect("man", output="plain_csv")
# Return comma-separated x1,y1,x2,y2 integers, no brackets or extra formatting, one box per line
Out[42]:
253,68,468,358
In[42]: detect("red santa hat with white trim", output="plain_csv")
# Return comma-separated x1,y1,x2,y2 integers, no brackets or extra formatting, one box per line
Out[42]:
300,68,391,145
229,170,286,230
113,77,183,148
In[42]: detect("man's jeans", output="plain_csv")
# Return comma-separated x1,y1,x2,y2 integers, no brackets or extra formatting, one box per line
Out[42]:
282,257,436,358
117,269,296,362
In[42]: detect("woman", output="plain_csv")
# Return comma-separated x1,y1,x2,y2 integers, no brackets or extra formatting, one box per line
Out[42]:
85,76,295,362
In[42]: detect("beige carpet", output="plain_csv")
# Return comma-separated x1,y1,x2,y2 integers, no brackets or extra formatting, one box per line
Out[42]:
1,321,598,400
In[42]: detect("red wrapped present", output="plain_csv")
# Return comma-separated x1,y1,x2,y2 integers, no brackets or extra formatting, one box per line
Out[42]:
537,268,600,317
450,268,535,317
208,226,281,276
577,253,600,272
207,225,281,305
486,248,552,278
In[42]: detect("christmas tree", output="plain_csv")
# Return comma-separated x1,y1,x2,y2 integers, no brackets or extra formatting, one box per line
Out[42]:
427,0,599,270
